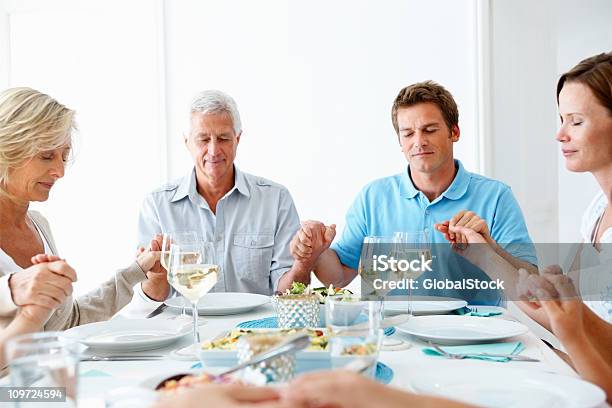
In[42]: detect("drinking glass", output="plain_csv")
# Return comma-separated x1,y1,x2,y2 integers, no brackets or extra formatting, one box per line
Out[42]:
161,231,199,317
7,332,80,407
393,231,431,316
167,241,218,348
326,295,382,378
358,236,394,301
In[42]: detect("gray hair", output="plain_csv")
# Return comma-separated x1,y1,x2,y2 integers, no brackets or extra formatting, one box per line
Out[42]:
189,90,242,135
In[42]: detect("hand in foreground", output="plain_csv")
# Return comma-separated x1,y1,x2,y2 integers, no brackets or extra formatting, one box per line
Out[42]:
282,370,475,408
153,383,299,408
290,220,336,269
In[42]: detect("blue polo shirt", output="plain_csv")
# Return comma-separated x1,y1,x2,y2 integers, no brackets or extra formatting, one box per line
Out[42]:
331,160,537,305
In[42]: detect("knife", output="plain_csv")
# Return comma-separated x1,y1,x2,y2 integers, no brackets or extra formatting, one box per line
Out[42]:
81,355,165,362
145,303,168,319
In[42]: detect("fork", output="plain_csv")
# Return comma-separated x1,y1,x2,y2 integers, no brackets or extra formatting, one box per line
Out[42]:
427,342,540,362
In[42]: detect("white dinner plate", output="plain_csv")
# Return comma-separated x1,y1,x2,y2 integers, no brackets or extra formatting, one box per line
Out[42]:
396,315,527,345
64,318,190,352
165,292,269,316
411,365,606,408
384,297,467,316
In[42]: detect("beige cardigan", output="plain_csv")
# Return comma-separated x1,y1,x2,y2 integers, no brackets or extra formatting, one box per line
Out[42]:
0,211,147,330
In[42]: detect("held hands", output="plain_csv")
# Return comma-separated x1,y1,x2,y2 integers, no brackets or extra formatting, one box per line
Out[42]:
435,210,495,247
290,220,336,269
136,234,164,277
9,254,76,326
139,234,170,301
517,265,586,344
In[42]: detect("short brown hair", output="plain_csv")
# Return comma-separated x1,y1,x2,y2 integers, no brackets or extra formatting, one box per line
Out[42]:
556,52,612,115
391,80,459,134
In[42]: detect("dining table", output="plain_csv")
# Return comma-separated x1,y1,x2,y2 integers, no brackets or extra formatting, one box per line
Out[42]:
61,299,608,408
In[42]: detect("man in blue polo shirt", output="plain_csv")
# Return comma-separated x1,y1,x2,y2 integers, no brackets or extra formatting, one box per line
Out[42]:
291,81,537,305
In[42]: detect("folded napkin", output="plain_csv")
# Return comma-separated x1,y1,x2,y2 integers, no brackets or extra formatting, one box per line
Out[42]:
453,307,502,317
237,316,396,336
422,341,525,362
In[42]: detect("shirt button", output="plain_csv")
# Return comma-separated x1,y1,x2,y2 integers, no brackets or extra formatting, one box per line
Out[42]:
425,210,430,215
424,227,430,234
251,240,257,246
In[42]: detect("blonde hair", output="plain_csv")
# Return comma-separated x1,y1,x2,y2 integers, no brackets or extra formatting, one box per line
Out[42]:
0,87,75,196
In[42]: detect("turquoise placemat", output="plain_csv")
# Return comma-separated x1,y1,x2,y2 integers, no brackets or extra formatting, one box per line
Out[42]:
237,316,396,336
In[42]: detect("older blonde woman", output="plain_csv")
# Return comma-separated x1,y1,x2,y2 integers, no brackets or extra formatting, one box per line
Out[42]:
0,87,163,332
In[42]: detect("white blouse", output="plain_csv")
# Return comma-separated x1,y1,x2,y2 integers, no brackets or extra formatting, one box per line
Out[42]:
0,218,52,316
579,191,611,323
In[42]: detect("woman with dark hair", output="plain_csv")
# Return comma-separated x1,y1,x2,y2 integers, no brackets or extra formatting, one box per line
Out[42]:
446,52,612,402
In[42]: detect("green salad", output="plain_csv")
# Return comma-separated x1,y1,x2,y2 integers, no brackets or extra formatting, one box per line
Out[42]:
280,282,353,303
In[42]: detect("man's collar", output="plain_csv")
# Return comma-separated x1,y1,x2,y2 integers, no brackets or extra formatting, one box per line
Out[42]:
171,166,250,203
400,165,419,199
171,168,197,203
232,166,250,198
442,160,470,200
400,159,470,201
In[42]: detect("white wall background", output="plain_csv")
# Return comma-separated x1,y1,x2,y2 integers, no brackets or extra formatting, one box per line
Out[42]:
0,0,610,295
163,0,479,232
487,0,611,246
0,0,479,294
489,0,559,244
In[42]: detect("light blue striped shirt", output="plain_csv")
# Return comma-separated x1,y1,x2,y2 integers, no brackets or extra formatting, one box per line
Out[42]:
137,166,300,297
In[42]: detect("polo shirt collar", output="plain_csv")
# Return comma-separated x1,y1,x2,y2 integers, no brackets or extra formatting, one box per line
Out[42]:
399,159,470,201
400,165,419,199
442,160,470,200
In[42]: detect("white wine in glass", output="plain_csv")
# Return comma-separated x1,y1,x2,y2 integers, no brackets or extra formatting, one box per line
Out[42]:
168,241,218,347
161,231,199,316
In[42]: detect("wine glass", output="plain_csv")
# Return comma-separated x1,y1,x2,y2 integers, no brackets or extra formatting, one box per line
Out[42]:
161,231,198,317
167,241,218,349
393,231,431,316
358,236,403,348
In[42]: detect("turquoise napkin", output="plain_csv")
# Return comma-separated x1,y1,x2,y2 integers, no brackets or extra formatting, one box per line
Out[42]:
453,307,502,317
422,341,525,362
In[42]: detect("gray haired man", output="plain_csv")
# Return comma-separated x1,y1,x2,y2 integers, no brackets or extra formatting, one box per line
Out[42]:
136,90,309,301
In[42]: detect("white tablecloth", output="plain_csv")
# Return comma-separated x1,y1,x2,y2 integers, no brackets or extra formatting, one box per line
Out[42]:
72,302,583,407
